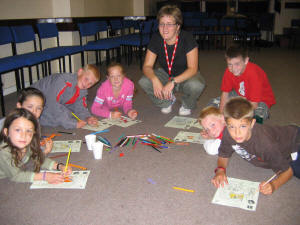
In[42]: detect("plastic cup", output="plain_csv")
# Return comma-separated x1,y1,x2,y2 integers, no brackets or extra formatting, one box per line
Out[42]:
85,134,96,151
92,141,103,159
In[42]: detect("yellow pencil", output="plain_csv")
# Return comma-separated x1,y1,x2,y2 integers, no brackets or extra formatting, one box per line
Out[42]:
173,186,195,193
71,112,81,121
64,147,72,172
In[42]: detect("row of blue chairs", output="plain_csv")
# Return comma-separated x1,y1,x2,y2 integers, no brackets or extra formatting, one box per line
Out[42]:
183,17,261,49
0,19,157,116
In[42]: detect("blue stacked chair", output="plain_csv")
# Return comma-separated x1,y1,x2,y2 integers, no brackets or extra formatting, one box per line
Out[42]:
77,21,121,65
118,20,153,69
10,25,54,87
219,18,239,49
36,23,84,73
0,26,29,116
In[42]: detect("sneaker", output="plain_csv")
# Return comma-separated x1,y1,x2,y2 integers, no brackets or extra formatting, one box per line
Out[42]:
161,95,176,114
179,106,191,116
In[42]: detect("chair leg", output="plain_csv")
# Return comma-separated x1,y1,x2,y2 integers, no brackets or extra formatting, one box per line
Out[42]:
62,57,66,73
48,61,52,75
117,47,121,63
81,52,85,67
14,69,21,91
69,55,72,73
21,69,25,89
58,58,62,73
0,74,5,116
106,50,110,65
36,64,40,80
29,67,33,85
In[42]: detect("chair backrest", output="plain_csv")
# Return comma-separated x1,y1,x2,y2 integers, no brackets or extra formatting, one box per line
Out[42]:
10,25,36,43
140,20,153,35
36,23,59,39
0,26,14,45
110,19,123,31
202,18,218,27
77,22,98,37
95,21,109,33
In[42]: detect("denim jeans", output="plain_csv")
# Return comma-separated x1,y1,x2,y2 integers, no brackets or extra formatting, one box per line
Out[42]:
138,68,206,109
208,90,270,120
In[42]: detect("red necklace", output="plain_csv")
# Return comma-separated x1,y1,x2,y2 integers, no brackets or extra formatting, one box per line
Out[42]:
164,36,179,80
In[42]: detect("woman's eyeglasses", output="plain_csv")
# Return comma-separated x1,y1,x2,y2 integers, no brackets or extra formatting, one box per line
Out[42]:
158,23,177,28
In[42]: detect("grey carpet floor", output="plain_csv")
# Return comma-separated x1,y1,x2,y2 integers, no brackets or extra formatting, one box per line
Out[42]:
0,47,299,225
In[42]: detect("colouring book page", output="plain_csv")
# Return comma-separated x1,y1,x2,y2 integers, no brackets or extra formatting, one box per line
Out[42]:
212,177,260,211
191,120,203,130
51,140,82,153
102,116,142,128
82,120,112,131
164,116,198,129
30,170,90,189
174,131,205,144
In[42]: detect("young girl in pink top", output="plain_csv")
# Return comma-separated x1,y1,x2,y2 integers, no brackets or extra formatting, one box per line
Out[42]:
91,62,138,119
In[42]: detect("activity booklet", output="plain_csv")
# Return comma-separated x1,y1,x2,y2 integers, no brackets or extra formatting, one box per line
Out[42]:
211,177,260,211
30,170,90,189
51,140,82,153
174,131,205,144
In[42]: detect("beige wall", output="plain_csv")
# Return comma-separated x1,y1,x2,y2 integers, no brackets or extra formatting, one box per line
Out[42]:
0,0,138,95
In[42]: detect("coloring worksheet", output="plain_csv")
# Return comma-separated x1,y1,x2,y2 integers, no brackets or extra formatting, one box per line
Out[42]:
51,140,82,153
165,116,202,130
211,177,260,211
174,131,205,144
102,116,142,128
30,170,90,189
82,120,112,131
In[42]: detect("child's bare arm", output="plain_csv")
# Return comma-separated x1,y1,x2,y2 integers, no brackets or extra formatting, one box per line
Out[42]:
211,157,229,188
259,167,293,195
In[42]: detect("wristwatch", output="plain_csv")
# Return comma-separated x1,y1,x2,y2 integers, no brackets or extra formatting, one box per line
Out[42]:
170,77,177,85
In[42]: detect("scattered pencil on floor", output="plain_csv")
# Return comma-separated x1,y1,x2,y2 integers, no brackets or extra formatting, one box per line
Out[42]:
173,186,195,193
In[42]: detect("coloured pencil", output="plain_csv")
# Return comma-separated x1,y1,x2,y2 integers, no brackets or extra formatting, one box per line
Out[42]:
64,147,72,173
71,112,81,121
58,131,74,135
173,186,195,193
68,163,87,170
49,153,68,159
262,170,281,187
89,129,110,135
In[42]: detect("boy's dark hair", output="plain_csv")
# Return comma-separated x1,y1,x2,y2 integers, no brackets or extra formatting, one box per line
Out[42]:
18,87,45,107
223,97,254,122
107,62,126,76
0,108,44,172
157,4,183,26
225,45,248,59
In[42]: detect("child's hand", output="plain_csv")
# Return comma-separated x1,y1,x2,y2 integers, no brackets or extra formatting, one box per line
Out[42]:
44,172,66,184
259,182,274,195
76,120,87,128
111,111,122,119
128,109,138,119
60,165,73,176
211,170,228,188
87,116,98,126
43,139,53,155
200,129,211,139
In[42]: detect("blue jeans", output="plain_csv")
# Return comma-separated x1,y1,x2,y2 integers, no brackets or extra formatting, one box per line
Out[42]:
208,91,270,120
138,68,205,109
290,128,300,179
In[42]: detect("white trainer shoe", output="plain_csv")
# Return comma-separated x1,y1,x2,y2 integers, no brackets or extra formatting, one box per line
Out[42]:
179,106,191,116
161,95,176,114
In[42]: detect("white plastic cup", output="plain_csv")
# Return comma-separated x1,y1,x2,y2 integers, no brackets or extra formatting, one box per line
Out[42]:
92,141,103,159
85,134,96,151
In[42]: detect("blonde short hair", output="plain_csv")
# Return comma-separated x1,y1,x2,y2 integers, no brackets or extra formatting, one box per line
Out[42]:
223,97,254,122
157,5,183,26
83,64,101,81
198,106,221,124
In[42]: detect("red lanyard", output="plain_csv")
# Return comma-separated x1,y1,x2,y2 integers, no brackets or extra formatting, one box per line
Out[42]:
164,36,178,79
